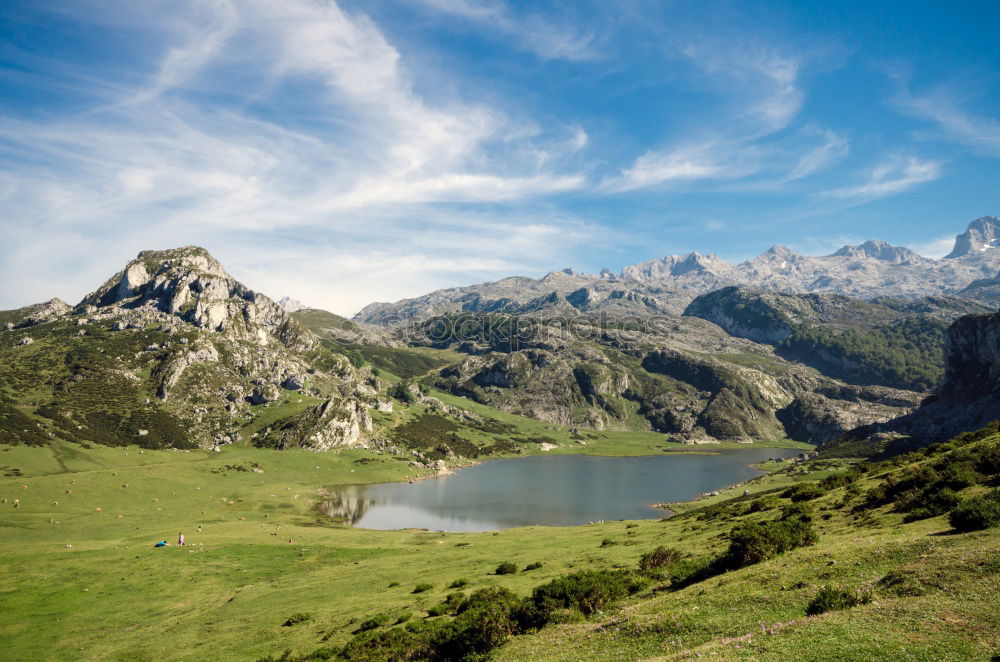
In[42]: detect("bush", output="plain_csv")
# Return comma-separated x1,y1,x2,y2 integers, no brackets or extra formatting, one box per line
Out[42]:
806,585,872,615
638,546,682,572
902,488,961,522
412,583,433,593
495,562,518,575
528,569,648,618
356,614,390,632
436,587,527,660
394,611,412,624
281,612,312,627
724,510,817,568
600,538,616,547
523,562,543,572
448,578,469,588
783,482,824,502
748,495,780,512
427,592,466,617
949,491,1000,532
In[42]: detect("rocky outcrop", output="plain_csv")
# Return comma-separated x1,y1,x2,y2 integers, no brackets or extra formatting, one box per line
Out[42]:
830,240,928,264
78,246,314,351
0,298,71,328
945,216,1000,258
263,398,373,451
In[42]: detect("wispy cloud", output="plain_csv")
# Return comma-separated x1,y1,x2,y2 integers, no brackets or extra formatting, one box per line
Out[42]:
891,80,1000,157
603,43,846,192
0,0,593,313
823,156,943,200
415,0,598,61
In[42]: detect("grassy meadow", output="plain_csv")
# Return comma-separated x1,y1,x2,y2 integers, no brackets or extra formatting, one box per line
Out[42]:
1,422,997,661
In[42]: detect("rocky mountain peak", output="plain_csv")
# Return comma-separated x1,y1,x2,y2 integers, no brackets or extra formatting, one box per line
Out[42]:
77,246,314,351
620,251,734,281
278,296,308,313
830,240,926,264
945,216,1000,259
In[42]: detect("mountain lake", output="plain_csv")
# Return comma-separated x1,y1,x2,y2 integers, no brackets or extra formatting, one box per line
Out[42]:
320,447,805,532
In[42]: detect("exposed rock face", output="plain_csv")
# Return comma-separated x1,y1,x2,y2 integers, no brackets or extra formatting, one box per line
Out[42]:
355,217,1000,325
262,398,373,451
830,240,927,264
945,216,1000,258
828,309,1000,451
79,247,314,351
0,298,72,328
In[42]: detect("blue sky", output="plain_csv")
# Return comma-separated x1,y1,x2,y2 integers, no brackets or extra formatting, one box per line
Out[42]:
1,0,999,314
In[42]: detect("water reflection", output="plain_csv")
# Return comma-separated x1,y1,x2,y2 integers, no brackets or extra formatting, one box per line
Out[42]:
322,448,803,532
317,484,374,524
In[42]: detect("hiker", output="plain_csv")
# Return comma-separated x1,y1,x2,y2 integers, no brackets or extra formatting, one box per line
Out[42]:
154,540,167,547
178,532,185,546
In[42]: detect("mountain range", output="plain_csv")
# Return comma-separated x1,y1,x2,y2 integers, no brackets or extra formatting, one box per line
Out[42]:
4,216,1000,457
355,216,1000,324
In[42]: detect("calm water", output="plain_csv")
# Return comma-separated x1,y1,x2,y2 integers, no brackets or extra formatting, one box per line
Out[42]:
320,448,803,532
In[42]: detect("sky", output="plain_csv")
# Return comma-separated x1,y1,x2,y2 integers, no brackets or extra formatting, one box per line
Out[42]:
1,0,999,315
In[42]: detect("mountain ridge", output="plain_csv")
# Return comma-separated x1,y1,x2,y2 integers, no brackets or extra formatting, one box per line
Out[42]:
355,216,1000,325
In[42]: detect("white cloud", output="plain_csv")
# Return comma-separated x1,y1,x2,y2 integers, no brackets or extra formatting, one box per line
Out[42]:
910,234,956,259
824,156,943,199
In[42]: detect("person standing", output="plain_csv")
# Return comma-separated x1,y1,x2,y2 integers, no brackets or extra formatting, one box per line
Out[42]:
178,532,185,546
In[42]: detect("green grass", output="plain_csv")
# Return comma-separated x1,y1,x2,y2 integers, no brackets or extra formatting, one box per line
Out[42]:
0,432,996,661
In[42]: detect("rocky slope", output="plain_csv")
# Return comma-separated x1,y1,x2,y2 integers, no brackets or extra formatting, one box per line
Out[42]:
859,310,1000,448
403,312,920,444
355,217,1000,325
0,247,379,451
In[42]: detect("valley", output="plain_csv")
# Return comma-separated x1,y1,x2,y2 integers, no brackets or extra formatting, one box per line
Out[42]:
3,217,1000,661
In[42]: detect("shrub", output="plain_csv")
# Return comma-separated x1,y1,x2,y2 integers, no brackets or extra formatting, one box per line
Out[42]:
783,482,824,502
356,614,390,632
748,495,780,512
448,578,469,588
436,587,527,660
724,510,817,568
638,546,682,572
427,592,466,617
523,562,543,572
949,491,1000,532
495,562,518,575
901,488,961,522
394,611,413,625
600,538,616,547
281,612,312,627
412,583,433,593
806,585,872,615
529,569,648,617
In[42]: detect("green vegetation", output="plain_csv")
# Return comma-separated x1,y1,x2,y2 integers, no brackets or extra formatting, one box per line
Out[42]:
949,490,1000,531
494,562,518,575
806,585,873,616
779,317,946,391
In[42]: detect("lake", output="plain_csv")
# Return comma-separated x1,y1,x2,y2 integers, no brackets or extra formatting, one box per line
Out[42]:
319,447,804,532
